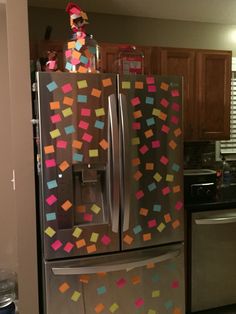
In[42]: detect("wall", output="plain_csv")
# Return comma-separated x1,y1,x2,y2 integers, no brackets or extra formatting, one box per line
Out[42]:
28,6,236,54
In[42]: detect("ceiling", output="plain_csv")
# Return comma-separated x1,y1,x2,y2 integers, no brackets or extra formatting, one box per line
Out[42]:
28,0,236,25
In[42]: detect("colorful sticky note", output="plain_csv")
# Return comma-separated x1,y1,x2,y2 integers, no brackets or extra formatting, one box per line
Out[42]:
87,244,97,254
68,41,76,49
160,82,169,91
62,108,73,118
91,204,101,214
131,97,141,106
71,291,81,302
133,225,142,234
50,129,61,139
109,303,119,313
135,298,144,308
135,81,144,89
157,223,166,232
47,180,58,189
169,140,177,150
172,220,181,229
61,83,72,94
164,213,172,223
94,303,105,314
165,300,173,310
58,282,70,293
59,161,70,172
50,114,61,124
153,204,162,212
148,182,157,191
133,110,143,119
139,208,148,216
146,117,155,126
101,234,111,246
44,227,56,238
46,194,57,206
175,201,183,211
57,140,67,149
148,219,157,228
99,139,109,150
97,286,106,295
160,156,169,165
171,115,179,125
65,62,73,71
136,190,144,200
73,153,83,162
148,310,156,314
121,81,131,89
82,132,93,143
132,276,141,285
51,240,62,251
152,140,160,148
116,278,127,288
146,97,154,105
76,239,86,248
76,205,86,213
95,120,105,129
80,55,89,65
174,128,182,137
172,102,180,111
72,50,81,59
91,88,102,98
146,77,155,84
64,125,75,135
162,186,171,195
143,233,151,241
61,200,72,211
173,185,181,193
123,234,134,245
78,120,89,130
75,41,82,51
132,158,141,166
152,290,160,298
162,125,170,134
46,212,56,221
146,163,154,170
90,232,99,243
73,227,83,238
145,129,153,138
77,95,88,103
171,89,180,97
45,159,56,168
160,98,169,108
133,170,143,181
172,163,180,172
102,78,112,87
95,108,105,117
89,149,99,158
47,81,58,92
139,145,149,154
72,140,83,149
153,172,162,182
80,274,89,283
132,122,141,130
44,145,55,154
64,242,74,253
131,137,140,145
77,80,88,89
81,108,91,116
148,85,156,92
166,174,174,182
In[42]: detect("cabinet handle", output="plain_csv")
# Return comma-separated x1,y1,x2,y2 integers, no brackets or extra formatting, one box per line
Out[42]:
195,216,236,225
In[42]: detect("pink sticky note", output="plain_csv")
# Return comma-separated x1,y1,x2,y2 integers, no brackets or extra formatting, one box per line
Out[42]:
146,77,155,84
78,120,89,130
116,278,127,288
84,213,93,222
48,60,56,70
152,140,160,148
139,145,149,155
148,219,157,228
70,6,81,15
81,108,91,116
160,98,169,108
57,140,67,149
82,133,93,143
135,298,144,308
50,114,61,124
132,122,141,130
160,156,169,165
61,83,73,94
65,50,72,58
64,242,74,253
101,234,111,246
148,85,156,92
131,97,141,106
175,201,183,211
136,190,144,200
171,115,179,125
46,194,57,206
171,280,179,288
71,58,80,65
162,125,170,134
172,102,180,112
162,186,171,196
171,89,180,97
51,240,62,251
45,159,56,168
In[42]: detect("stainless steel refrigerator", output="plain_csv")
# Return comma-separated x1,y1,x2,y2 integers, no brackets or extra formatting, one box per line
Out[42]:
36,72,185,314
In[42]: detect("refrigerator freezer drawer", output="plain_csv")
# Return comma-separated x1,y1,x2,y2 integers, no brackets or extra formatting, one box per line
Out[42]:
44,243,185,314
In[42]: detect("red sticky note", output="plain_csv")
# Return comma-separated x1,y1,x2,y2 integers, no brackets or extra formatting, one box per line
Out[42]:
171,89,180,97
116,278,127,288
82,133,93,143
64,242,74,253
162,186,171,195
148,219,157,228
61,83,72,94
172,102,180,112
84,213,93,222
171,280,179,288
162,125,170,134
146,76,155,84
101,235,111,246
148,85,156,92
175,201,183,211
57,140,67,149
171,115,179,125
81,108,91,116
160,98,169,108
132,122,141,130
131,97,141,106
139,145,149,155
51,240,62,251
160,156,169,165
136,190,144,200
135,298,144,308
50,114,61,124
46,194,57,206
152,140,160,148
45,159,56,168
78,120,89,130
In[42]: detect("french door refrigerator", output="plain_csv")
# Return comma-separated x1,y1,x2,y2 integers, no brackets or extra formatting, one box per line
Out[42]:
36,72,185,314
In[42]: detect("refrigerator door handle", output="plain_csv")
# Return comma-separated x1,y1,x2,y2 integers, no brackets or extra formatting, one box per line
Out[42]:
119,93,130,232
108,94,120,233
52,247,182,275
195,215,236,225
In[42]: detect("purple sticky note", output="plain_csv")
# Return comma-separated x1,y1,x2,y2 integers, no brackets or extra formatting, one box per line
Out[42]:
160,156,169,165
81,108,91,116
171,89,180,97
82,133,93,143
101,234,111,246
175,201,183,211
57,140,67,149
78,120,89,130
132,122,141,130
146,76,155,84
172,102,180,112
171,115,179,125
148,85,157,92
160,98,169,108
135,298,144,308
64,242,74,253
46,194,57,206
161,125,170,134
50,114,62,124
136,190,144,200
61,83,73,94
116,278,127,288
148,219,157,228
131,97,141,106
162,186,171,196
171,280,179,288
152,140,160,148
84,213,93,222
139,145,149,155
45,159,56,168
51,240,62,251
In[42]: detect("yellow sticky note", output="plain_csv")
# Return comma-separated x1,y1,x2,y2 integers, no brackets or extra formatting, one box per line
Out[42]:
148,310,156,314
77,80,88,89
44,227,56,238
157,223,166,232
95,108,105,117
153,172,162,182
50,101,60,110
91,204,101,214
44,145,55,154
90,232,99,243
63,97,74,106
62,108,73,117
109,303,119,313
59,161,70,172
50,129,61,139
132,137,140,145
72,227,82,238
71,291,81,302
152,290,160,298
102,78,112,87
89,149,99,157
61,200,72,211
166,174,174,182
91,88,102,98
135,81,144,89
58,282,70,293
68,41,76,49
152,108,160,117
122,81,131,89
72,140,83,149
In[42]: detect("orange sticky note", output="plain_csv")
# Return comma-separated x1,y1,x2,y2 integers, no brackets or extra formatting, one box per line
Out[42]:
91,88,102,98
133,170,143,181
132,158,140,166
72,140,83,149
123,234,134,245
132,276,141,285
59,282,70,293
140,208,148,216
173,185,181,193
61,200,72,211
173,307,182,314
72,50,81,60
76,205,86,213
145,129,153,138
44,145,55,154
80,274,89,283
164,213,172,223
50,101,60,110
87,244,97,254
135,81,144,89
133,110,143,119
59,161,70,172
160,82,169,91
102,78,112,87
99,139,109,150
63,97,74,106
169,140,177,150
95,303,105,314
68,41,76,49
172,220,181,230
159,112,167,121
78,66,88,73
146,163,154,170
143,233,151,241
174,128,182,137
76,239,86,248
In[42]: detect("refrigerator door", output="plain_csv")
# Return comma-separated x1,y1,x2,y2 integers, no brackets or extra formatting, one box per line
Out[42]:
45,243,185,314
37,72,120,260
118,75,184,250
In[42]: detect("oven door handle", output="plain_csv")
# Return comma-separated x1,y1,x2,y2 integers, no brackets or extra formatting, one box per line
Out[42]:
195,216,236,225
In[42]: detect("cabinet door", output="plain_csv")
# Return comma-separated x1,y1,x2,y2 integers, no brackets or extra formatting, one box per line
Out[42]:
160,48,196,140
100,43,120,73
196,50,231,140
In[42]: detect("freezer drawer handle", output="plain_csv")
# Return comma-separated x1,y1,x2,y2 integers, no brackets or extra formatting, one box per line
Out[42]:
195,216,236,225
52,248,181,275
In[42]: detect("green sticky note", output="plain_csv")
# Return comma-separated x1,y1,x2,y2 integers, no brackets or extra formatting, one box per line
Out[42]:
62,107,73,117
89,149,99,157
71,291,81,302
122,81,131,89
44,227,56,238
109,303,119,313
77,80,88,89
157,223,166,232
153,172,162,182
90,232,99,243
95,108,105,117
91,204,101,214
50,129,61,139
132,137,140,145
152,290,160,298
72,227,82,238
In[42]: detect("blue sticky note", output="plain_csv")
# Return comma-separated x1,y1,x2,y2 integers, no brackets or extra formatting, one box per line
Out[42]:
75,41,82,51
172,163,180,172
88,46,96,55
77,95,87,103
47,180,58,190
94,120,105,129
46,212,56,222
153,204,162,212
152,274,160,282
80,55,89,64
148,182,157,192
97,286,106,295
133,225,142,235
65,62,73,71
146,117,155,126
64,125,75,135
146,97,154,105
165,300,173,310
73,153,83,162
46,81,58,92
